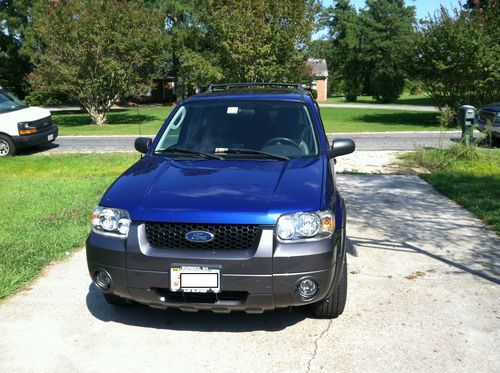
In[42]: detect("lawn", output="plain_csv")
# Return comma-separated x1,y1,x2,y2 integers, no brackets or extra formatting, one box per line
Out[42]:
325,92,436,106
53,106,444,135
401,147,500,234
321,107,442,132
53,106,172,136
0,153,138,300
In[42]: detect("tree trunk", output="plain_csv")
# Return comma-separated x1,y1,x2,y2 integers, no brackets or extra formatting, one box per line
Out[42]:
81,99,114,126
90,110,108,126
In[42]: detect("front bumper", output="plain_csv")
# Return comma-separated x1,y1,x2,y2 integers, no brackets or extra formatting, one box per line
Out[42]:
11,125,58,148
86,223,345,313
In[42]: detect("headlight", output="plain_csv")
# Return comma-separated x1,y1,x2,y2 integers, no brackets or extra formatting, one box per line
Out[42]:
91,206,131,237
276,210,335,242
18,121,38,135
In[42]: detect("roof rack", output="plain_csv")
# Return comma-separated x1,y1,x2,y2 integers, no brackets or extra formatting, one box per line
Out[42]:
207,82,305,92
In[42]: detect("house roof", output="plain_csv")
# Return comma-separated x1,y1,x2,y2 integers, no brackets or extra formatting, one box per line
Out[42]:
306,59,328,78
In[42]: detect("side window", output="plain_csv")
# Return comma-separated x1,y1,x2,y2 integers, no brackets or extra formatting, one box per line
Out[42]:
157,106,186,149
301,106,318,155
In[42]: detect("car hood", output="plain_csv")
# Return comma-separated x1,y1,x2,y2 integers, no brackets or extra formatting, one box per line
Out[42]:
0,106,51,122
101,156,324,225
479,103,500,112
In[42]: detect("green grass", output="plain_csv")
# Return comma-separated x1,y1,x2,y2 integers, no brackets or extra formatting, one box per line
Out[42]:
326,92,435,106
0,153,138,300
401,147,500,234
53,106,172,136
53,106,445,135
321,107,443,132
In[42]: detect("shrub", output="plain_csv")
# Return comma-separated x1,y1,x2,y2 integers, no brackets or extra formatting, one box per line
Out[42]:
408,144,479,171
439,106,458,128
413,6,499,109
406,80,423,95
370,68,405,103
23,92,69,106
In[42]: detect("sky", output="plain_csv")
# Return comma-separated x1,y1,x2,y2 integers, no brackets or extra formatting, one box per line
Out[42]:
314,0,460,39
321,0,459,19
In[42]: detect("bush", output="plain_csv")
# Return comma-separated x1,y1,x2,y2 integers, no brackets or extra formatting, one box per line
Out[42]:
370,68,405,103
406,80,423,95
439,106,458,128
23,92,70,106
407,144,479,171
413,6,499,108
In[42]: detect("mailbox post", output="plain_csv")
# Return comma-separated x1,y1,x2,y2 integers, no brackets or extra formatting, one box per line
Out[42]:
457,105,476,145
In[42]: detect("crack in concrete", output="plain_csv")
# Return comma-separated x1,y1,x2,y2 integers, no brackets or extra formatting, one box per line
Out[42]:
306,319,333,373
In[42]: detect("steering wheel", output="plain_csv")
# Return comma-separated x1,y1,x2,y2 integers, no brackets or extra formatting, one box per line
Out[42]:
262,137,302,151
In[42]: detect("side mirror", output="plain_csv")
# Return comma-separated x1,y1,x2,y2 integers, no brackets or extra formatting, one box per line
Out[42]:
135,137,152,154
329,138,355,158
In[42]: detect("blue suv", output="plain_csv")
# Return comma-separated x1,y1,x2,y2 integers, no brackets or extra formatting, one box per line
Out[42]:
86,83,355,318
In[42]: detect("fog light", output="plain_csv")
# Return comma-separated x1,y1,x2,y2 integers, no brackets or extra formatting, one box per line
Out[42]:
94,269,112,290
297,278,318,300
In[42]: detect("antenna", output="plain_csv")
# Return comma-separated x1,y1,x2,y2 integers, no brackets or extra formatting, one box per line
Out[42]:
138,104,142,138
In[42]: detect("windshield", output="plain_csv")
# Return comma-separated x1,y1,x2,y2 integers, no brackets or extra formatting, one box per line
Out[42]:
155,100,319,159
0,90,25,112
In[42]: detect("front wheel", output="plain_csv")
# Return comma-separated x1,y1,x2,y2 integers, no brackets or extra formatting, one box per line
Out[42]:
311,259,347,318
0,135,16,157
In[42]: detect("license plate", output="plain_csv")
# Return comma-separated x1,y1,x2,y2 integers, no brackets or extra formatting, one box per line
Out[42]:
47,134,54,141
170,265,220,293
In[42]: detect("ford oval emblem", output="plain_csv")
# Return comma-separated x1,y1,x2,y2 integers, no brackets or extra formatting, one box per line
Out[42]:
185,231,214,243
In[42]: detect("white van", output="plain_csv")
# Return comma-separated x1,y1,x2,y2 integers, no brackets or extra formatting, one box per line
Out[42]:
0,88,58,156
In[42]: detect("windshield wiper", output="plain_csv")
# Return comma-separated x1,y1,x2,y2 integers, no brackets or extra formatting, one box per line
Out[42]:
155,147,223,160
216,148,289,161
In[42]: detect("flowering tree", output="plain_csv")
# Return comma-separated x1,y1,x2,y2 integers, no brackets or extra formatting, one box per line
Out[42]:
25,0,168,125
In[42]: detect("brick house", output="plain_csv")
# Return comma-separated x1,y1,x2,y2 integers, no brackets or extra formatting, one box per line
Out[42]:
306,58,329,102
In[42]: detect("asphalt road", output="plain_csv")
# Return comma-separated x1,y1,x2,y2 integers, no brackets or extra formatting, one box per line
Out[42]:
1,175,498,372
36,131,468,154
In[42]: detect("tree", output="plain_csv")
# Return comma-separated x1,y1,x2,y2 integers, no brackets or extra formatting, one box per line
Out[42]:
321,0,415,102
322,0,364,101
360,0,416,102
162,0,222,97
0,0,32,97
177,49,223,96
24,0,168,125
196,0,319,84
413,5,499,109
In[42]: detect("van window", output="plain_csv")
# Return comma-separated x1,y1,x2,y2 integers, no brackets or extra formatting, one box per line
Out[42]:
0,90,25,112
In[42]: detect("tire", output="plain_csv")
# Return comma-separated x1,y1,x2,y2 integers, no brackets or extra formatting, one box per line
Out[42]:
311,259,347,318
0,134,16,157
103,292,131,306
493,136,500,147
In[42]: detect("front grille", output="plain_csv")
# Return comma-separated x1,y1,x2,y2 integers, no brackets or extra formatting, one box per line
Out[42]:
30,116,53,129
479,110,496,122
156,289,248,304
145,222,261,250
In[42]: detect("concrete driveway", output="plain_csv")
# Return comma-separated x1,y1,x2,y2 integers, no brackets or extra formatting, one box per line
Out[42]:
0,175,498,373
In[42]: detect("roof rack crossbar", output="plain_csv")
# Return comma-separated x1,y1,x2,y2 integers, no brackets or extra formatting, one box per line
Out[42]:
207,82,304,92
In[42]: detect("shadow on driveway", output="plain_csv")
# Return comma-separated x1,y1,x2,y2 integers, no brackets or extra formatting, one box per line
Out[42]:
347,236,500,285
86,284,308,332
340,175,500,284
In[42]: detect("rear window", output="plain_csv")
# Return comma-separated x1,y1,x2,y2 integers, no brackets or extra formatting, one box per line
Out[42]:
155,100,319,158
